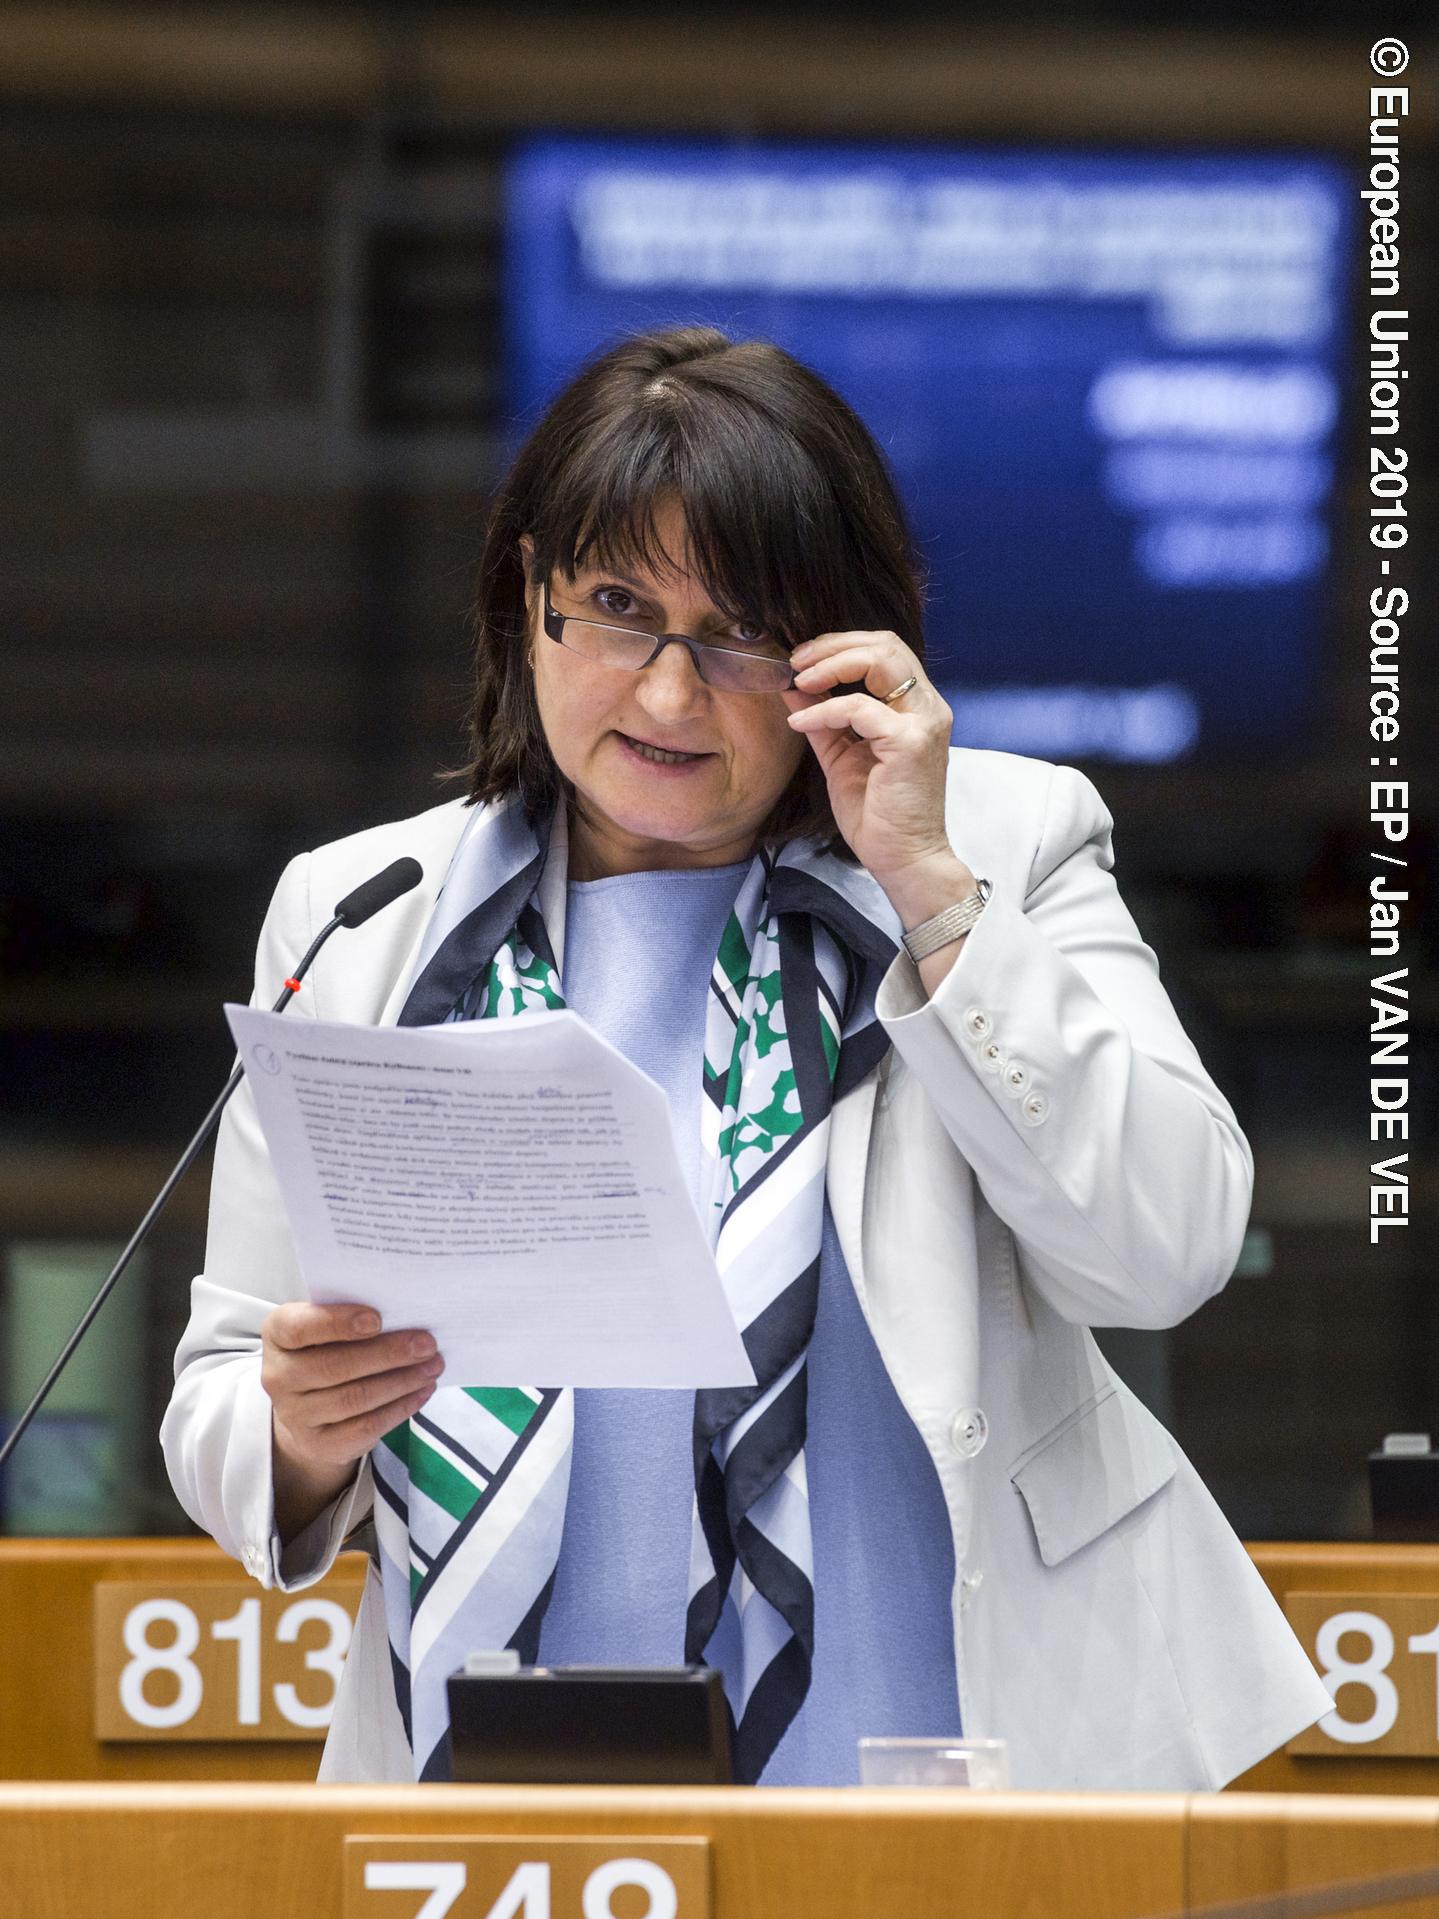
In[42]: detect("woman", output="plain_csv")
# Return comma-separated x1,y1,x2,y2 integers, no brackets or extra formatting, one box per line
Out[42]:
162,324,1331,1789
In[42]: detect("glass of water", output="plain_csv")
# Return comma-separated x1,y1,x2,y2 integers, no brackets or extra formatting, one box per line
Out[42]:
857,1736,1011,1789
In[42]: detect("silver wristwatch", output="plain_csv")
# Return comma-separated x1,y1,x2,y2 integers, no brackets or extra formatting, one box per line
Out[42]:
901,877,993,962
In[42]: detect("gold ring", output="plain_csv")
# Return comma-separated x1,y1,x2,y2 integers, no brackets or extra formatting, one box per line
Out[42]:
881,675,919,706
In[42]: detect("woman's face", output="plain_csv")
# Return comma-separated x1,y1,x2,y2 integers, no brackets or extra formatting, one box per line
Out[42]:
522,500,807,878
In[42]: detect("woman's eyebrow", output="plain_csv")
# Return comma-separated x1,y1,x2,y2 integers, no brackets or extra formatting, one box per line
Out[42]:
591,568,653,592
583,565,684,597
583,567,732,620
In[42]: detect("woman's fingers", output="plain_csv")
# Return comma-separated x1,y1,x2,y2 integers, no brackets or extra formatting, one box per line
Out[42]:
278,1380,440,1467
791,644,928,698
283,1327,435,1394
262,1304,438,1390
787,692,911,743
261,1300,446,1473
298,1355,445,1430
266,1301,380,1350
323,1382,442,1457
784,631,955,884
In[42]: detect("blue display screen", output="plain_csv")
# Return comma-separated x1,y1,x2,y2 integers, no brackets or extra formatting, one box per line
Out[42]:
503,134,1352,763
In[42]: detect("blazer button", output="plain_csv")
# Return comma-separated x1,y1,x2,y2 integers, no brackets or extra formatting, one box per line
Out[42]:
1020,1090,1050,1126
979,1039,1004,1074
949,1407,989,1458
1001,1059,1030,1097
243,1544,264,1577
964,1007,992,1040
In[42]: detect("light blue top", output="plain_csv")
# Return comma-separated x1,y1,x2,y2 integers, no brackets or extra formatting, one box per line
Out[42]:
536,862,961,1784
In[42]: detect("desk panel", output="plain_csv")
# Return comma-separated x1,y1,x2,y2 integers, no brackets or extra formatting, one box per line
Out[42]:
0,1539,363,1781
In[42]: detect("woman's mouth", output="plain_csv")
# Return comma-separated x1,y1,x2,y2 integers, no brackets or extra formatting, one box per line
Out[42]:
616,731,712,769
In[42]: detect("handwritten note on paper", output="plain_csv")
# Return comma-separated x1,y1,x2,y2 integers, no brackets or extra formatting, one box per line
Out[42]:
224,1004,755,1389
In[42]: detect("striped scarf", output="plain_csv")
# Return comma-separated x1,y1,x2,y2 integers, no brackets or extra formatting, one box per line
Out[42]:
372,797,899,1782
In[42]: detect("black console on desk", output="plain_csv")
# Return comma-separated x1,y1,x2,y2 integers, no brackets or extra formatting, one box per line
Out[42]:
446,1661,733,1785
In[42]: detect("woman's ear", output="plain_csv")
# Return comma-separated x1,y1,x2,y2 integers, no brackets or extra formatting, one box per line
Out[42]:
518,535,537,605
517,536,538,673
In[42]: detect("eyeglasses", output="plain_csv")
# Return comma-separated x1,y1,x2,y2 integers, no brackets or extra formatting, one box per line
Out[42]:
542,580,797,693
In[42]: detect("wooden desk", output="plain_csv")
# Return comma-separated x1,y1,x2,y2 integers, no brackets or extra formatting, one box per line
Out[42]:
1234,1543,1439,1796
0,1538,364,1781
1,1786,1435,1919
7,1538,1439,1795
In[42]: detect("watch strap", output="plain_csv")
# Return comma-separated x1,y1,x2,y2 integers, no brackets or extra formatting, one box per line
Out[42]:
901,877,993,962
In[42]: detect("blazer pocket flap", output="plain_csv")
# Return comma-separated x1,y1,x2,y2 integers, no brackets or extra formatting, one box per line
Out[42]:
1011,1385,1178,1568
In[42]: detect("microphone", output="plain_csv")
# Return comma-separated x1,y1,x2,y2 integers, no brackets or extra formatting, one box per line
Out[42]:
334,857,423,929
0,857,424,1476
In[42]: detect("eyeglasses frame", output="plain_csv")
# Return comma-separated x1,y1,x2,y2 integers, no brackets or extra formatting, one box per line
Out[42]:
541,579,798,693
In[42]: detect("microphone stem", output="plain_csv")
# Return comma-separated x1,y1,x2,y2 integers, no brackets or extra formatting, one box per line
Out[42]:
0,914,343,1478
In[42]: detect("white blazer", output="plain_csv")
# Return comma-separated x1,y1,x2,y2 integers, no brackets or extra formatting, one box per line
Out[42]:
160,746,1333,1789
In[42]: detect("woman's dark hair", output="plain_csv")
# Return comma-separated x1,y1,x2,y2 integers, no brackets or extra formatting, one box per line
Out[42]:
460,324,927,853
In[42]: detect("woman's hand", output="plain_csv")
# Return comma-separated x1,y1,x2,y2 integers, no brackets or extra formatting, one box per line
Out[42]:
261,1302,443,1541
782,631,974,931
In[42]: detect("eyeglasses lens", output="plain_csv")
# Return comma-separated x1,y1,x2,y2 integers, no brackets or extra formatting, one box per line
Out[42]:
561,620,654,670
560,617,791,692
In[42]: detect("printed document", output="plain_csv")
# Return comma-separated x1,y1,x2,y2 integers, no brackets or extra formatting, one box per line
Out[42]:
224,1004,756,1389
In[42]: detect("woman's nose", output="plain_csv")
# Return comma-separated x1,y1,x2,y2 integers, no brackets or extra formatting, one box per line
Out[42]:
634,638,709,720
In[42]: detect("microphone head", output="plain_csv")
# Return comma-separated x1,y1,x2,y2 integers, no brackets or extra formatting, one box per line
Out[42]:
333,856,424,928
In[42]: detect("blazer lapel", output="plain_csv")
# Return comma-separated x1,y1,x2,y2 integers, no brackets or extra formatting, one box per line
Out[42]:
825,1066,880,1303
826,973,984,1458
